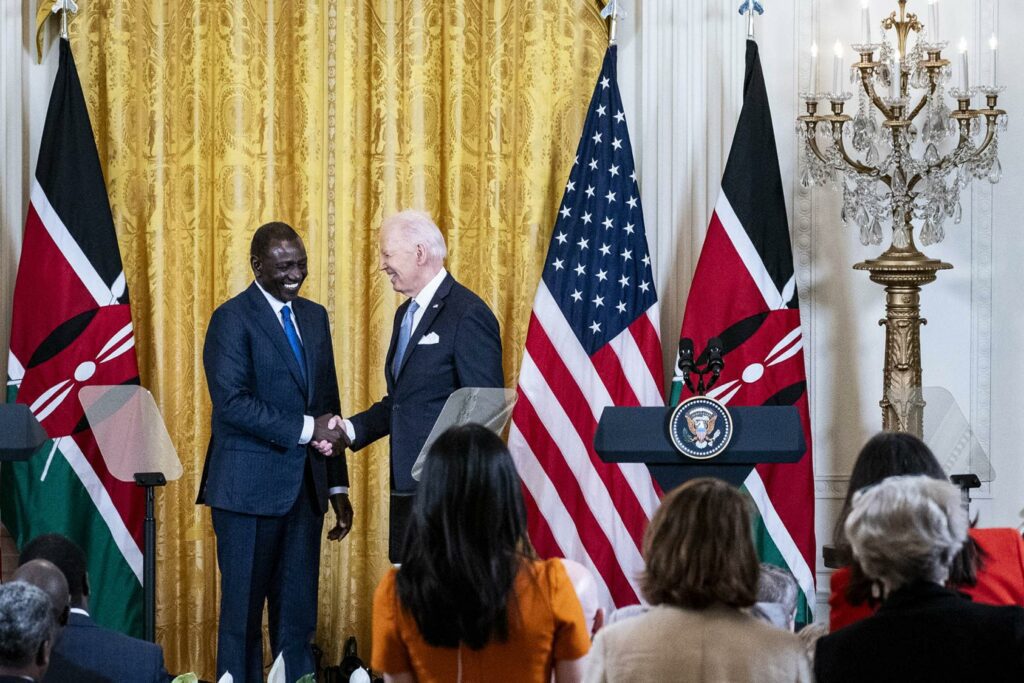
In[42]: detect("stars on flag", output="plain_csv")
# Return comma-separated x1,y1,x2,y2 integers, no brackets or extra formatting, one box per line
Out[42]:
539,53,657,350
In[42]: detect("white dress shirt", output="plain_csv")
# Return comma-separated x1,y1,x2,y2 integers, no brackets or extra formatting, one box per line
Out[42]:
253,280,314,445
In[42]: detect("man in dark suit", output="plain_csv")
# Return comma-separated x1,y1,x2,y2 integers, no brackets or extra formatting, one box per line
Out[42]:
339,210,503,558
18,534,161,683
0,582,55,683
199,221,351,682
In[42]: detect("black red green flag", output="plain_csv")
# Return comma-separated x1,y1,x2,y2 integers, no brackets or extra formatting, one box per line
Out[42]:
669,40,816,622
1,38,144,636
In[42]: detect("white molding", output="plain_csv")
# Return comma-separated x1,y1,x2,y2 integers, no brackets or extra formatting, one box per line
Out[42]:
814,475,848,500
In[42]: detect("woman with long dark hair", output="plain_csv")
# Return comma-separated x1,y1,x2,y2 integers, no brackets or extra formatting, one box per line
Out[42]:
828,431,1024,631
371,424,590,682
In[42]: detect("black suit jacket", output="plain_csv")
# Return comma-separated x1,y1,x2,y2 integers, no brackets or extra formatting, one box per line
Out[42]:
198,283,346,515
42,611,167,683
815,581,1024,682
349,273,503,491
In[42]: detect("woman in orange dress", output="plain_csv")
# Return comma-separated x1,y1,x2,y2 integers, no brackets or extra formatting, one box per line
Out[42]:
828,431,1024,631
372,424,590,682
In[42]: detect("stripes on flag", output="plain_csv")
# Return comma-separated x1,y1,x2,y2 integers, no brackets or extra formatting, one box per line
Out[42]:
1,38,145,636
509,45,663,612
670,40,816,621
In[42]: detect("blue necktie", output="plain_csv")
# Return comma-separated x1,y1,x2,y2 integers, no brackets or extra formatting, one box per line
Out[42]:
392,300,420,376
280,306,307,382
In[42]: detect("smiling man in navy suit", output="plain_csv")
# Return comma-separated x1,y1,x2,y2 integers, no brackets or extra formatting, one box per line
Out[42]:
199,221,351,682
338,210,503,560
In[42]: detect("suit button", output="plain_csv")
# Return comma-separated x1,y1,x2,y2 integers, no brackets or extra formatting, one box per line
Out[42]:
394,404,400,412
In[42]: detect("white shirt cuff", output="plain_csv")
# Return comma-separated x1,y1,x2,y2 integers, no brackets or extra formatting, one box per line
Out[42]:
329,486,349,496
342,419,355,443
299,415,314,445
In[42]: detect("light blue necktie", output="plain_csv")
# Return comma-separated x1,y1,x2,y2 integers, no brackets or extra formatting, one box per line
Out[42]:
280,305,307,382
392,300,420,376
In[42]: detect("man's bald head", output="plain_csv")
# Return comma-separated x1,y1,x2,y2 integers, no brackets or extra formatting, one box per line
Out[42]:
13,560,70,628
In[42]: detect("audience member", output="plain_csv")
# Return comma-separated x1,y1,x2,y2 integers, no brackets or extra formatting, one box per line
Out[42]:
19,533,170,683
815,475,1024,682
372,424,590,682
752,563,800,630
829,431,1024,631
12,561,70,629
11,559,111,683
0,581,55,683
584,478,812,683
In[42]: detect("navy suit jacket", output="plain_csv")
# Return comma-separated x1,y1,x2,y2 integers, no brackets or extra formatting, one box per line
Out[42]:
42,611,168,683
815,581,1024,682
198,282,346,516
349,273,503,491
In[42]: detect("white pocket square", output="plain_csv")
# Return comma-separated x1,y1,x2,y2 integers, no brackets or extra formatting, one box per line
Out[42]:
419,332,440,345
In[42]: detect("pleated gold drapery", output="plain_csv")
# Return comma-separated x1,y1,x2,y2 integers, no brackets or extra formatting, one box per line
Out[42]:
62,0,606,677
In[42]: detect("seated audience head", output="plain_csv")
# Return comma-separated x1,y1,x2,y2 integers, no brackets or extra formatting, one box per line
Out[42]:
19,533,90,608
0,581,56,680
641,477,758,610
847,431,945,493
753,563,800,630
12,559,70,629
836,431,980,596
398,423,532,649
560,558,604,636
845,475,967,595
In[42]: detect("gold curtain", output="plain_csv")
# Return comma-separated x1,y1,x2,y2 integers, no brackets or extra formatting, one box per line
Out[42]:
65,0,605,677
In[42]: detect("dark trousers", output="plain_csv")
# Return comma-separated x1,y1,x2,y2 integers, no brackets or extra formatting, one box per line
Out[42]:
389,491,415,563
212,479,323,683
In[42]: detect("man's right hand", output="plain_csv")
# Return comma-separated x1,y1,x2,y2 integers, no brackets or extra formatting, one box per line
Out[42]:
312,413,343,445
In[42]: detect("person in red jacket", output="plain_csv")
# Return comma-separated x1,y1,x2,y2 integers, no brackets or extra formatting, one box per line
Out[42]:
828,431,1024,632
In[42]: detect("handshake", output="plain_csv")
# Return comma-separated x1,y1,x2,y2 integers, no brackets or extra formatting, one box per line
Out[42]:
311,414,350,457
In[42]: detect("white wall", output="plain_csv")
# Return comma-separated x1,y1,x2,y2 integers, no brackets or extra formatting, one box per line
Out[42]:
2,0,1021,620
616,0,1021,616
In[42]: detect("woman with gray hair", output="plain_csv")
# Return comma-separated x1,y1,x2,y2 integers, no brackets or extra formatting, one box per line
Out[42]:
815,475,1024,682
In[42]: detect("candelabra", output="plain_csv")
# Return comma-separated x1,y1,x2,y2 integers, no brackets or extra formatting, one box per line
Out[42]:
798,0,1007,436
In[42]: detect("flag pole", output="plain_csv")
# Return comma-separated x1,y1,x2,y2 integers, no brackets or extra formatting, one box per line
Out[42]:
51,0,79,40
601,0,623,46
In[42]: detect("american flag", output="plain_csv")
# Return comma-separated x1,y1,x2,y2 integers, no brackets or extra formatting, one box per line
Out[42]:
508,45,663,609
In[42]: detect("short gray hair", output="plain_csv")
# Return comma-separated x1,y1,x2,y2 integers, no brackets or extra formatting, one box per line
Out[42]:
845,475,967,592
0,581,54,668
382,209,448,262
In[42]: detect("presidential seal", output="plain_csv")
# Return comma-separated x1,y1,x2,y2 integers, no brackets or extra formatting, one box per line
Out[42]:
668,396,733,460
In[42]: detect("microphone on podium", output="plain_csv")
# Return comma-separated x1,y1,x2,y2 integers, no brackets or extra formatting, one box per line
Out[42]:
706,337,724,390
677,338,696,393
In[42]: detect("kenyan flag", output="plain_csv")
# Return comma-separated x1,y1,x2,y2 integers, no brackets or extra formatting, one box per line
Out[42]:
670,40,816,623
1,38,144,636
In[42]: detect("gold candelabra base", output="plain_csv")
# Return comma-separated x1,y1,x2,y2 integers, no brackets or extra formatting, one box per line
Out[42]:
853,248,952,436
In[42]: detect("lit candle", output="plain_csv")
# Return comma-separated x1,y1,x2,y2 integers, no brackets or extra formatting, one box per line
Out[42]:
833,40,844,93
861,0,872,44
928,0,940,42
890,57,901,100
958,38,969,91
989,34,998,85
810,42,819,92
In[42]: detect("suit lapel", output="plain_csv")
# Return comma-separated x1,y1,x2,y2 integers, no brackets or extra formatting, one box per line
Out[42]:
395,274,453,378
384,301,406,389
246,284,307,394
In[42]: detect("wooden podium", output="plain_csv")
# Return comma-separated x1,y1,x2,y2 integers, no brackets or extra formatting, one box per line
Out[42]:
594,405,805,491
